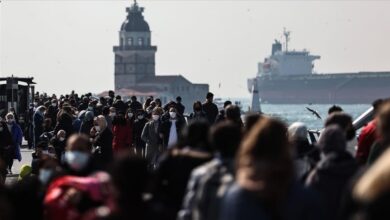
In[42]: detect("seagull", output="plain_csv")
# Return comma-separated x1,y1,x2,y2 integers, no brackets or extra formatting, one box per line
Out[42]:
306,107,322,120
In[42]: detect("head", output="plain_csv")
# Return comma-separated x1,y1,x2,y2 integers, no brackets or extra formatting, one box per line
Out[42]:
237,117,292,200
109,107,117,117
94,115,108,132
131,96,137,102
180,120,210,151
126,109,134,120
243,113,263,135
151,107,163,121
56,130,66,141
225,105,242,125
288,122,308,142
113,113,127,126
223,100,232,109
169,107,177,119
155,98,162,107
115,95,122,101
328,105,343,115
206,92,214,102
102,106,110,116
65,134,92,171
193,101,203,112
210,121,242,158
317,125,346,154
108,90,115,98
176,96,182,103
136,110,146,120
373,99,384,116
325,112,355,141
84,111,94,122
5,113,15,124
51,99,58,107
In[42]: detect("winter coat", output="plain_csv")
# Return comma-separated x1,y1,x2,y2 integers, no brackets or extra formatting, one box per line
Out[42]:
220,182,324,220
33,112,44,144
202,102,219,124
54,113,74,138
133,118,148,149
80,120,94,136
9,122,23,161
356,120,378,165
129,101,143,113
112,123,132,153
93,128,113,169
176,102,185,115
141,120,162,164
306,151,358,220
160,117,186,148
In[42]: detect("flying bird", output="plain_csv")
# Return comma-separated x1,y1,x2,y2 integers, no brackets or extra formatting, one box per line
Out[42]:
306,107,322,120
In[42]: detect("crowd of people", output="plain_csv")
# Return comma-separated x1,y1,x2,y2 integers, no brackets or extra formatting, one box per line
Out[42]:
0,90,390,220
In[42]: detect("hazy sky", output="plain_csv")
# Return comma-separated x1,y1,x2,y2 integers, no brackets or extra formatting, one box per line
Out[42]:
1,0,390,98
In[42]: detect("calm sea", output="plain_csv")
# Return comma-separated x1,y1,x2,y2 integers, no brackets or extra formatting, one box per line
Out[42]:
234,98,370,130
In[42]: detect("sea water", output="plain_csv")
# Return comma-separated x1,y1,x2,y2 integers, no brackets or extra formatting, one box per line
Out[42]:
236,98,370,130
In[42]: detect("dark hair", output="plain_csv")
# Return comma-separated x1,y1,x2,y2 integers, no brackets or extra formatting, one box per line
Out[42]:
328,105,343,115
193,101,202,111
176,96,182,102
223,100,232,108
210,121,242,158
206,92,214,99
112,114,127,126
180,120,211,151
102,106,110,115
373,99,384,115
325,112,355,141
225,105,242,126
244,113,263,134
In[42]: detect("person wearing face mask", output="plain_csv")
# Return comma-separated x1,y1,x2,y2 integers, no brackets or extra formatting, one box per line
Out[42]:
79,111,94,136
54,106,74,139
63,134,96,176
189,101,207,122
78,96,90,111
112,113,132,154
38,156,62,187
141,107,163,168
34,106,47,148
109,106,117,118
9,107,19,124
160,107,186,149
50,130,67,161
133,110,148,158
113,95,128,114
5,113,23,174
91,116,113,169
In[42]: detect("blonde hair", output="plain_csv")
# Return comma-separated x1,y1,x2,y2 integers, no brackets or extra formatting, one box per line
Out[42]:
354,148,390,202
95,115,108,130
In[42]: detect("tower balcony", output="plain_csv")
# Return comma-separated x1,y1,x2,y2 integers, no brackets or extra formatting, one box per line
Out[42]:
113,45,157,52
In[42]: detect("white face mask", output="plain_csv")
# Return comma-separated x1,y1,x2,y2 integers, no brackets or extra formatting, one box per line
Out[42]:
94,125,101,132
110,112,116,117
169,112,177,119
39,169,53,184
52,103,57,107
59,137,65,142
64,151,89,171
127,113,133,118
152,115,160,121
137,115,144,120
6,119,14,124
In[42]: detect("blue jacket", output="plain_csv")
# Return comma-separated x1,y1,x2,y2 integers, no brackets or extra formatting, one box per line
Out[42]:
10,122,23,161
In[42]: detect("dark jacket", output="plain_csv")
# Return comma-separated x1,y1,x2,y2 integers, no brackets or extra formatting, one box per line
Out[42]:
47,106,59,128
160,117,186,148
113,100,127,113
215,109,225,124
54,113,74,138
133,118,148,149
220,183,324,220
202,102,219,124
93,128,113,169
189,111,208,123
79,120,94,136
129,101,143,113
33,112,44,145
306,151,358,220
176,102,185,115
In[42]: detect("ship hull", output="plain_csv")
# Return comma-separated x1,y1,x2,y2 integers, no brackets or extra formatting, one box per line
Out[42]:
256,72,390,104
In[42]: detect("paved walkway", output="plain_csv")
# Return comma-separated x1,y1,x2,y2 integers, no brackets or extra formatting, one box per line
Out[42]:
5,147,34,185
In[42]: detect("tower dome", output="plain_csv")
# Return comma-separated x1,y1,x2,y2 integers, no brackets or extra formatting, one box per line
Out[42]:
121,1,150,32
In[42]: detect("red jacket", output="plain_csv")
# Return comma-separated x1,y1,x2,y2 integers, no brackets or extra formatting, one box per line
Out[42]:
112,122,132,153
356,119,379,164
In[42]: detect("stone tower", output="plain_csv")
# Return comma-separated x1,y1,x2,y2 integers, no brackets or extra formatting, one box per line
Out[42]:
113,1,157,90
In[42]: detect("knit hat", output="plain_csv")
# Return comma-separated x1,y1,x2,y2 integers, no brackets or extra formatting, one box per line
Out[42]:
18,165,32,181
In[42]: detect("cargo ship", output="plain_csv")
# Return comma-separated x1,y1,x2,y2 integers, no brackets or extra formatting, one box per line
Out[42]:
247,29,390,106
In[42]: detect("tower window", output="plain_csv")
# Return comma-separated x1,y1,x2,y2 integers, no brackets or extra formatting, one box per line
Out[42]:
138,37,143,46
127,37,133,46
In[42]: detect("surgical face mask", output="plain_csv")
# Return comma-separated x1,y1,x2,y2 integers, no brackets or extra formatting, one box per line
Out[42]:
39,169,53,184
6,119,14,124
169,112,176,118
59,137,65,142
152,115,160,121
64,151,89,171
94,125,101,132
88,107,94,111
110,112,116,117
137,115,144,120
127,113,133,118
52,103,57,107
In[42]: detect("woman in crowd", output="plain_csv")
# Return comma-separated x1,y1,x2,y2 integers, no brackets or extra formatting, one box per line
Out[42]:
33,106,46,147
79,110,94,136
112,113,132,154
133,110,148,158
220,117,323,220
5,113,23,174
141,107,163,169
91,115,113,169
0,119,13,180
189,101,207,122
